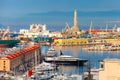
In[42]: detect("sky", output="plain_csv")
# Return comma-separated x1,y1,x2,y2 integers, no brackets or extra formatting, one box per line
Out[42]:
0,0,120,31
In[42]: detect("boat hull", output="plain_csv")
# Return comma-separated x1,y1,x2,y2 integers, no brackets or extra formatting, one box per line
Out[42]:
0,44,8,47
44,60,88,66
0,40,20,47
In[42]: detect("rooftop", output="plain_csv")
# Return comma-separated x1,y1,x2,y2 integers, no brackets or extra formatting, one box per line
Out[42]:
0,45,38,59
104,58,120,63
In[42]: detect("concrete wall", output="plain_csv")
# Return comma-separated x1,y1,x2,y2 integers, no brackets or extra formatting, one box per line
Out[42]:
99,59,120,80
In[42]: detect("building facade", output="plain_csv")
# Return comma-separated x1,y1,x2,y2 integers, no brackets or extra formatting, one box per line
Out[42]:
30,24,46,33
0,45,40,72
99,58,120,80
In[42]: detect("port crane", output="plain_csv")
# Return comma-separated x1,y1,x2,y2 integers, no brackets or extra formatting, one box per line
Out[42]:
62,22,70,33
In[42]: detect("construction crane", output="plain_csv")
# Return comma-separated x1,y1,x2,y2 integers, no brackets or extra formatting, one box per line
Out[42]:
61,22,71,39
113,24,117,32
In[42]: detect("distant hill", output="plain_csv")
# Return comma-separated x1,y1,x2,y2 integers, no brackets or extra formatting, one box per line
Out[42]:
28,10,120,17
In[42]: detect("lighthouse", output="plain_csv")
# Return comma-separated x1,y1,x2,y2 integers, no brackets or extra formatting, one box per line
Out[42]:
71,9,80,32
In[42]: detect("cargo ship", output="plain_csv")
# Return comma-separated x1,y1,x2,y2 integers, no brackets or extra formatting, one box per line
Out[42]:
0,28,20,47
0,39,20,47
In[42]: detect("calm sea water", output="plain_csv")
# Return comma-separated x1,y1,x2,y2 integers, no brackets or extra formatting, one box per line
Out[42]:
40,45,120,74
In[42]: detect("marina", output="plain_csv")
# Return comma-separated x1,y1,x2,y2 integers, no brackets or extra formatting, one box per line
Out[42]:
1,1,120,79
41,45,120,73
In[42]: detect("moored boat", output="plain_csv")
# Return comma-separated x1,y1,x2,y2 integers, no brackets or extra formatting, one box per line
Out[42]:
0,40,20,47
46,46,57,57
45,55,88,66
45,50,88,66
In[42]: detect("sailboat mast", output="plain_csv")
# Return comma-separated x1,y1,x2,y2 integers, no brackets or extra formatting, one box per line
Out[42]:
113,22,117,32
90,21,92,33
89,21,93,37
60,50,63,55
106,21,108,32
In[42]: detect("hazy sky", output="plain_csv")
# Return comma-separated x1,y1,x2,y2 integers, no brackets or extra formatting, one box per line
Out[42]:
0,0,120,30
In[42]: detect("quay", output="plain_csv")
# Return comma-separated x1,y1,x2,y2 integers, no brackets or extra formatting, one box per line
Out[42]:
54,42,110,46
53,38,118,46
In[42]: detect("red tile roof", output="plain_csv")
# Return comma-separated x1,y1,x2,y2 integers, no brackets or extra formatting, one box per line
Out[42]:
6,45,38,59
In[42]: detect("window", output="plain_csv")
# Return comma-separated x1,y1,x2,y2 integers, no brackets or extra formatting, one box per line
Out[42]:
3,61,6,65
100,63,104,68
100,61,104,70
3,61,6,70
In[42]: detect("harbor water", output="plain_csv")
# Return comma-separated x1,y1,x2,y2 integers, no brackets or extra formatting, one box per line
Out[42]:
40,45,120,74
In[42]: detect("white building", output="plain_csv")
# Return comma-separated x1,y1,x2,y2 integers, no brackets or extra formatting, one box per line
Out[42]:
117,27,120,32
19,24,62,38
20,29,29,34
30,24,46,33
99,58,120,80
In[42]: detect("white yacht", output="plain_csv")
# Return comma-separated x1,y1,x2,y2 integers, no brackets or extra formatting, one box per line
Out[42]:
46,46,57,57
